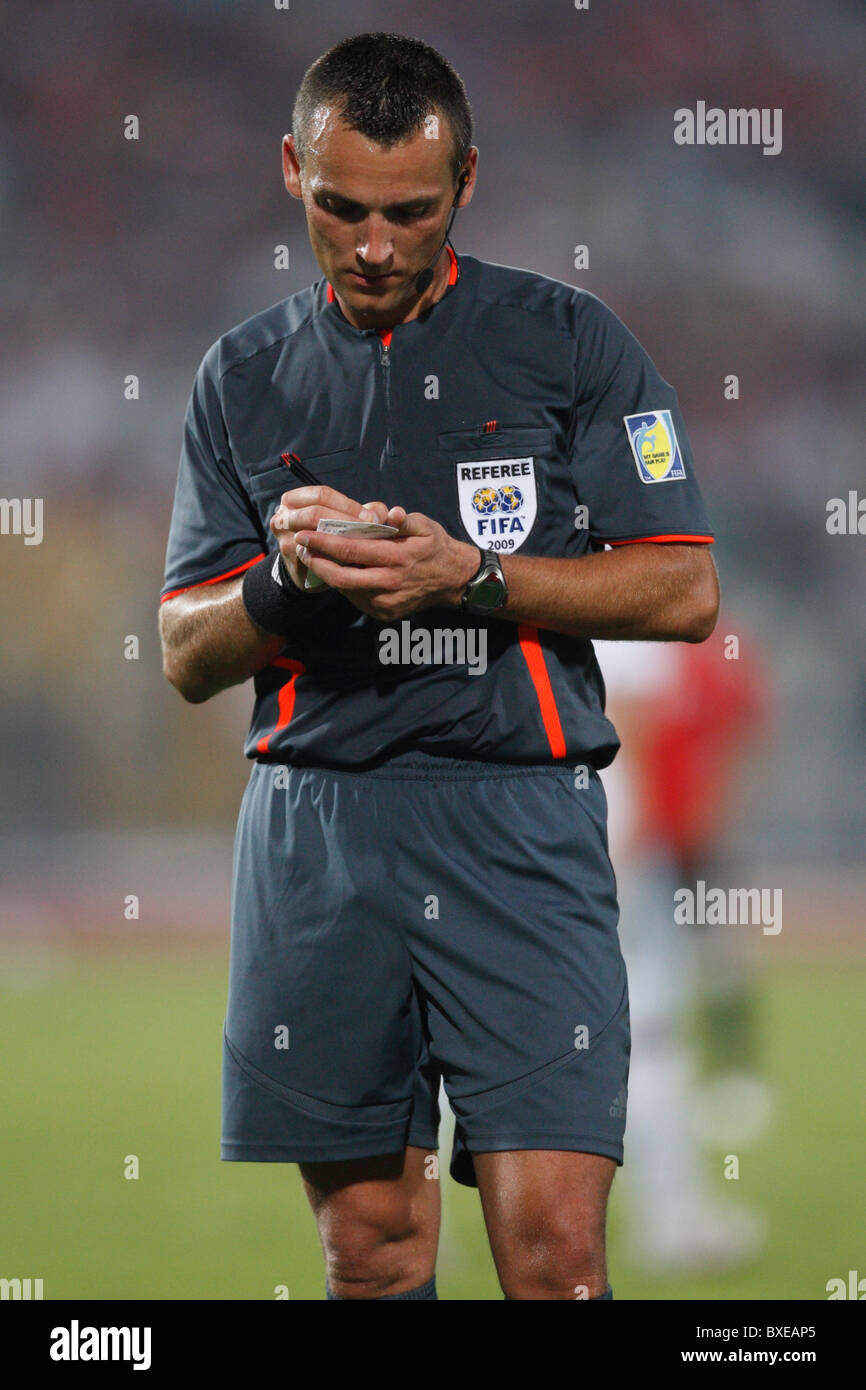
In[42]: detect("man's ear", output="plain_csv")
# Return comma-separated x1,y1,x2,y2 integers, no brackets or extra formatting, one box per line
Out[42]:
454,146,479,207
282,134,303,198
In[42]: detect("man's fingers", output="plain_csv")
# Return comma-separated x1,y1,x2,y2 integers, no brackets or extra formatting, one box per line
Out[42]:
296,531,402,570
273,496,399,538
269,489,401,540
278,484,367,511
393,509,428,536
298,552,397,594
272,502,370,535
274,484,371,517
360,500,391,524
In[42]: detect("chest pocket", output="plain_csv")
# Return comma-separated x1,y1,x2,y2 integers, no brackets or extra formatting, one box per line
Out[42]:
437,425,554,455
437,424,555,554
247,447,358,529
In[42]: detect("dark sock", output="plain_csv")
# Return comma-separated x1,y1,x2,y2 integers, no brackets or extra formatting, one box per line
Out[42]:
504,1285,613,1300
327,1276,437,1301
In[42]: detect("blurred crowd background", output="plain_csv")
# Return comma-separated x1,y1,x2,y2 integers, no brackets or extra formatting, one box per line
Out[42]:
1,0,864,857
1,0,863,1300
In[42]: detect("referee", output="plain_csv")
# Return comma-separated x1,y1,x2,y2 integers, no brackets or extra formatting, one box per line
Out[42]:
159,32,719,1301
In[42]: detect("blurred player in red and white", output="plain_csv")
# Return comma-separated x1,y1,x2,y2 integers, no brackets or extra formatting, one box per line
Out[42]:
596,614,774,1270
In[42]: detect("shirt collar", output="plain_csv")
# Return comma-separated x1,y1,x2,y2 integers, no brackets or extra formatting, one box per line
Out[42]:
325,244,459,309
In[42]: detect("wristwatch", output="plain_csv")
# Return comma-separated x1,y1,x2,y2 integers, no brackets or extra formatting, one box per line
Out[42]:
460,547,509,614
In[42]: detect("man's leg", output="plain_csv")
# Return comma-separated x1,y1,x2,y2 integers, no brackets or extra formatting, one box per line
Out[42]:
300,1145,441,1299
474,1150,616,1300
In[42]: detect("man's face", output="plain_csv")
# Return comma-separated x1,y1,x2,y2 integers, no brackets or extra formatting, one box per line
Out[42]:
283,108,474,328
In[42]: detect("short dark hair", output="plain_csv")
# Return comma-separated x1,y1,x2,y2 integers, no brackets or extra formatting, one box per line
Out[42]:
293,32,473,184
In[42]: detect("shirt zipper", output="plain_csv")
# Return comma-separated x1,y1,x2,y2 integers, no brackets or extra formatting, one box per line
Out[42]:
379,337,393,458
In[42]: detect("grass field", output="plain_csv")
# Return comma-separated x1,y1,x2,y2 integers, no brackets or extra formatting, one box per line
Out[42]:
1,943,862,1301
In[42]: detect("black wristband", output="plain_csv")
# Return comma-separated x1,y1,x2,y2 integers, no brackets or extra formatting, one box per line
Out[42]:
241,551,330,637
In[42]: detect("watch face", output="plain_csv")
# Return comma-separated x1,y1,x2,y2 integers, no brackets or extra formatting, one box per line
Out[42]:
467,573,506,611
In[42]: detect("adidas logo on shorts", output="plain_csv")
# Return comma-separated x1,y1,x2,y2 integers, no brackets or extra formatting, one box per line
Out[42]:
608,1085,627,1119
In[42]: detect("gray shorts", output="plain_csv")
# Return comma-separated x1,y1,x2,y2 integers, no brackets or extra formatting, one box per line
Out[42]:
221,749,630,1186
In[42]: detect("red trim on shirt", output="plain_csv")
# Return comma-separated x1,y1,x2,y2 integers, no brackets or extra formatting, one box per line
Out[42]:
160,553,266,603
256,656,306,756
517,624,567,760
606,534,714,546
325,245,459,308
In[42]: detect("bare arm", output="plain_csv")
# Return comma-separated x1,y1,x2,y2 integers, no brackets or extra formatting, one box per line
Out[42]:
495,541,720,642
295,507,721,644
162,489,719,704
159,486,394,704
159,577,284,704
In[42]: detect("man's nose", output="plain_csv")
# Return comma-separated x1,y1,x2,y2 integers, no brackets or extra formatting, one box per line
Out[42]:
357,216,393,267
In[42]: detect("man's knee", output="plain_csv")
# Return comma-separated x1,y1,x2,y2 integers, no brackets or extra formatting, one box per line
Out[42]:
474,1149,614,1300
313,1177,437,1297
495,1216,608,1300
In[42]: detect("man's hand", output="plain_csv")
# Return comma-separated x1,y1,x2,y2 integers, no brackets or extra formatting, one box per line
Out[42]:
294,508,480,620
288,495,719,641
271,485,392,590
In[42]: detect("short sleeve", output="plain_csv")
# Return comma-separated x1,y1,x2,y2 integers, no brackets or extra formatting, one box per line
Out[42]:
569,294,714,547
160,345,265,601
